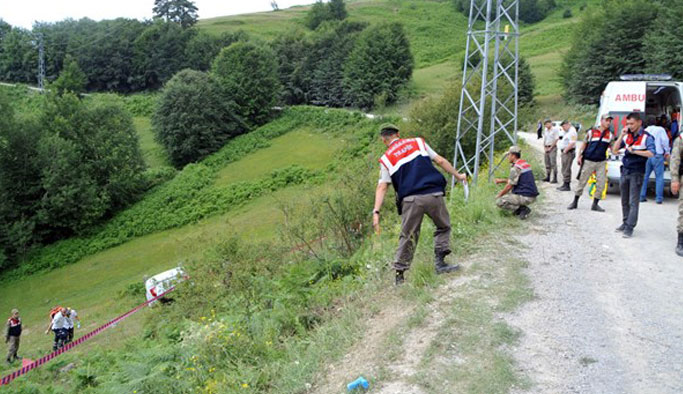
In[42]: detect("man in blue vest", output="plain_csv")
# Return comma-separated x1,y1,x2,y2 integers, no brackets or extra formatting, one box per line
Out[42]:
372,123,467,285
611,112,655,238
494,146,539,219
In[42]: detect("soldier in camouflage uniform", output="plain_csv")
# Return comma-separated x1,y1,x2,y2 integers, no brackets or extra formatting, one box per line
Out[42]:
670,135,683,256
495,146,539,220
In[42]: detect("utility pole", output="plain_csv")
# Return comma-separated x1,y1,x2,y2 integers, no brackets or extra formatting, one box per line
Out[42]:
452,0,520,187
37,33,45,93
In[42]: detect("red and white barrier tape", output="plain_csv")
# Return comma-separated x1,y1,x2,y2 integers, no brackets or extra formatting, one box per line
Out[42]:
0,286,176,387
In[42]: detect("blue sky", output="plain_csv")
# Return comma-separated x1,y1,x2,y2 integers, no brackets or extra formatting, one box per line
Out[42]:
0,0,315,29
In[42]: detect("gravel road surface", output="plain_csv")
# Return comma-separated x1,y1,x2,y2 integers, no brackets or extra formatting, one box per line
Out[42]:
507,132,683,393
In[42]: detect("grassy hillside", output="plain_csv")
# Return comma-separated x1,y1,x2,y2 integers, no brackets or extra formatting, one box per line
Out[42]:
0,106,380,378
0,1,602,390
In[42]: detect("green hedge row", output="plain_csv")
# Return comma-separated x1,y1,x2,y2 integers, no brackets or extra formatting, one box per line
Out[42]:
4,106,381,279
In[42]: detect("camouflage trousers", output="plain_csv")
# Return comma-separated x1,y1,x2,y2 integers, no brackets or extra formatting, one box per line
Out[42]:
678,192,683,233
496,194,536,212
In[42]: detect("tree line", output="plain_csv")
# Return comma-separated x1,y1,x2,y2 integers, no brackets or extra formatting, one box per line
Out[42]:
562,0,683,104
0,0,416,270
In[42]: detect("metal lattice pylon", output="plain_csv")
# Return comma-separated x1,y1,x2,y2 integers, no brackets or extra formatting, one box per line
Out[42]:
452,0,520,186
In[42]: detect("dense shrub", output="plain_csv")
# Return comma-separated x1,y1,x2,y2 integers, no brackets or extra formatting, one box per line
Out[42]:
153,69,243,167
343,22,414,109
212,42,281,127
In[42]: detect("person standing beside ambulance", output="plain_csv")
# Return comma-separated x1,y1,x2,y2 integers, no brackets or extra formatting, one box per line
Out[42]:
557,120,578,191
542,119,559,183
611,112,655,238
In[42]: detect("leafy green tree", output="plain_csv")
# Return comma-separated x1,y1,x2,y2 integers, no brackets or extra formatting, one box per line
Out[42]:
328,0,348,20
40,93,147,212
561,0,660,104
184,30,248,72
343,22,413,109
303,21,367,106
154,69,243,167
51,55,87,95
0,27,37,83
644,0,683,80
75,18,148,92
212,42,281,127
305,0,347,30
153,0,199,28
305,1,332,30
134,21,195,89
0,19,11,42
271,30,311,105
0,92,43,260
518,56,535,106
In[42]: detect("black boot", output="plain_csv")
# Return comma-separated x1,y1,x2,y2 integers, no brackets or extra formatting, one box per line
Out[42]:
676,233,683,257
556,182,570,191
591,198,605,212
435,250,459,274
550,174,558,184
395,270,405,285
567,195,579,210
518,206,531,220
543,174,550,182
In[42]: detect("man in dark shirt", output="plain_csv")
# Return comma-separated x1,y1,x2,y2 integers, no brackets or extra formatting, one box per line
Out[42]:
611,112,655,238
568,114,613,212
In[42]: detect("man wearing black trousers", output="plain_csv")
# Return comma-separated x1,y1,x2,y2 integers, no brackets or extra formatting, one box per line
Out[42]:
611,113,655,238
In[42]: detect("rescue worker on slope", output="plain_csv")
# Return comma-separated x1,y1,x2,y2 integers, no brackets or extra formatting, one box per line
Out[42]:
494,146,539,219
5,309,21,364
568,114,613,212
372,123,466,285
45,307,69,351
669,133,683,256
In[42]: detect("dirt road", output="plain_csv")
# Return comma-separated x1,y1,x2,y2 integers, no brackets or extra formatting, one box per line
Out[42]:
508,132,683,393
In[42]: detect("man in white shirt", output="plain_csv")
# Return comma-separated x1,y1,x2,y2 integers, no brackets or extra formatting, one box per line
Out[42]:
65,308,80,343
45,308,68,351
640,118,671,204
542,119,559,183
557,120,578,191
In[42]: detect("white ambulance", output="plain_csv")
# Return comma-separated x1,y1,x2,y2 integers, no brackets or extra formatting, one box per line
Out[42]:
597,75,682,192
145,266,188,305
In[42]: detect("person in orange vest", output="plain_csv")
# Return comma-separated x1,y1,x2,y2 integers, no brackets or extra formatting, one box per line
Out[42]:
372,123,466,285
494,146,539,219
5,309,21,364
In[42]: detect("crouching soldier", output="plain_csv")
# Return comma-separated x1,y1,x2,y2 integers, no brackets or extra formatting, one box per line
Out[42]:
495,146,539,219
